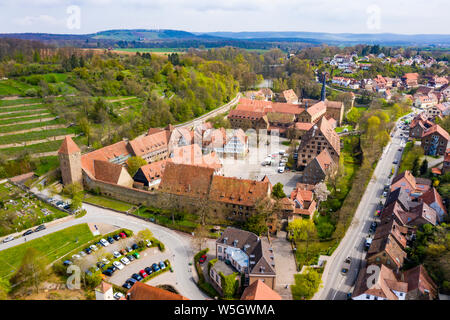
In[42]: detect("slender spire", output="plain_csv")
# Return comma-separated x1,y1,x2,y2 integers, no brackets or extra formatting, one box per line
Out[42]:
320,72,327,101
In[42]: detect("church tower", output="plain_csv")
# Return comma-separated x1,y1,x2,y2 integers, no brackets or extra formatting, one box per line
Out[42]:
58,136,82,186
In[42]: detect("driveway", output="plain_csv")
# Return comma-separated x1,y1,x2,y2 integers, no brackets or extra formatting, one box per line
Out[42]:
266,231,296,300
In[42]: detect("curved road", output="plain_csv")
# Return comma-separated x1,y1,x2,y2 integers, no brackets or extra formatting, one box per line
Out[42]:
314,112,413,300
0,201,209,300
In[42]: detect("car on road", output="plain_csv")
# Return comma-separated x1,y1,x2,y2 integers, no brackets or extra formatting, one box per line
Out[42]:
131,273,143,281
113,234,121,241
198,255,207,264
152,263,160,272
144,267,153,275
114,292,124,300
120,257,130,265
22,229,34,236
100,239,109,247
341,257,352,275
369,221,378,233
107,236,114,244
34,225,46,232
393,160,398,164
139,270,148,278
398,148,403,152
2,236,14,243
113,251,121,258
365,237,373,251
113,261,124,270
126,254,135,261
159,261,166,269
89,244,98,251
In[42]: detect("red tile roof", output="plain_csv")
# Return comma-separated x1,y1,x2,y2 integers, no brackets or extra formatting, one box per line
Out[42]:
315,148,334,172
241,280,282,300
93,160,127,184
128,131,168,157
127,282,188,300
58,136,81,155
138,160,168,182
81,140,130,176
422,124,450,141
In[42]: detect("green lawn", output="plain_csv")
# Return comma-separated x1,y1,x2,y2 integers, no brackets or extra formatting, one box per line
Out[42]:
0,224,94,280
0,79,35,96
335,125,354,133
83,194,135,212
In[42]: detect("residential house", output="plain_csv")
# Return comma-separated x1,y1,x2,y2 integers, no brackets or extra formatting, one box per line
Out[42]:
289,183,317,219
402,73,419,88
419,187,447,223
300,148,336,185
443,149,450,174
215,227,277,290
366,233,407,271
390,170,431,197
126,281,188,300
409,113,434,139
421,124,450,156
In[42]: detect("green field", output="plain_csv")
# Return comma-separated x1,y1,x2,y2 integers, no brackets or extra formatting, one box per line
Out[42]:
0,119,62,134
0,110,50,119
0,127,77,145
0,114,54,126
0,104,46,114
0,79,35,96
115,48,188,53
0,136,86,157
0,224,94,280
0,97,44,107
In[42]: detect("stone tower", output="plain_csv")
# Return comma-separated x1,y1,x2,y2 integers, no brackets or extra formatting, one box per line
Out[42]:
58,136,82,186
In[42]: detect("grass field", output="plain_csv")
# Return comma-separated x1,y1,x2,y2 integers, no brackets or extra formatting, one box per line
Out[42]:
0,104,46,113
0,127,77,145
0,224,94,280
0,110,50,119
0,136,86,157
83,194,135,212
0,114,54,126
0,79,35,96
0,97,44,107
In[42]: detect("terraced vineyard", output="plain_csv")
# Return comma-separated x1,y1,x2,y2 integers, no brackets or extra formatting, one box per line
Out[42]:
0,97,82,159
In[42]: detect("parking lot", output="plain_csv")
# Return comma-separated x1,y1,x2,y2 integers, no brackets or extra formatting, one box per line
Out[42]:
221,138,301,195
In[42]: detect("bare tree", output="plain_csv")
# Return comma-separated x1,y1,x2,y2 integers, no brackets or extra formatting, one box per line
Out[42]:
314,182,330,208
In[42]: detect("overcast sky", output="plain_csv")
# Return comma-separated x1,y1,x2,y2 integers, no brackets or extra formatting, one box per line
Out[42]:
0,0,448,35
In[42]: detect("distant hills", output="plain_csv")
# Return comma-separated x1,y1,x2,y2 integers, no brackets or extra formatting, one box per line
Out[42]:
0,29,449,49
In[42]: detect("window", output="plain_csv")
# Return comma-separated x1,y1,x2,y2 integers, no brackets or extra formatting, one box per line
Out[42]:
218,246,222,253
366,295,370,299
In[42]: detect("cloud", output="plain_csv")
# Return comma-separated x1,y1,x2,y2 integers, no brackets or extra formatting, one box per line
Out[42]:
13,15,64,27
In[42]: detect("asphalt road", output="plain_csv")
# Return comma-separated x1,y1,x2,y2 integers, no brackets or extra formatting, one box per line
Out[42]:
0,200,209,300
313,112,414,300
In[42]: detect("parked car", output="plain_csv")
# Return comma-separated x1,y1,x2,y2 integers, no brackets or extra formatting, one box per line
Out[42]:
198,255,207,264
107,236,114,244
113,261,124,270
63,260,72,266
126,246,133,253
144,267,153,275
102,269,113,277
119,232,127,239
120,249,127,256
101,258,110,265
84,247,92,255
131,243,139,250
96,262,106,269
72,254,81,261
341,257,352,275
100,239,109,247
2,236,14,243
393,159,398,164
127,278,137,287
131,273,143,281
145,240,152,247
159,261,166,269
120,257,130,265
113,234,121,241
139,270,148,278
369,221,378,233
152,263,160,272
126,254,135,261
79,251,87,257
122,282,132,289
114,292,124,300
132,252,140,259
278,166,285,173
89,244,98,251
22,229,34,236
113,251,121,258
34,225,46,232
364,237,373,251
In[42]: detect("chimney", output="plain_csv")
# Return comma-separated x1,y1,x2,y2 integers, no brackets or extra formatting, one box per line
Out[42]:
305,101,308,110
126,293,131,300
233,239,239,247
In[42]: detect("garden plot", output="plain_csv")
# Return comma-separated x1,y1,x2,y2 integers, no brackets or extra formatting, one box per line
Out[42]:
0,181,68,237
